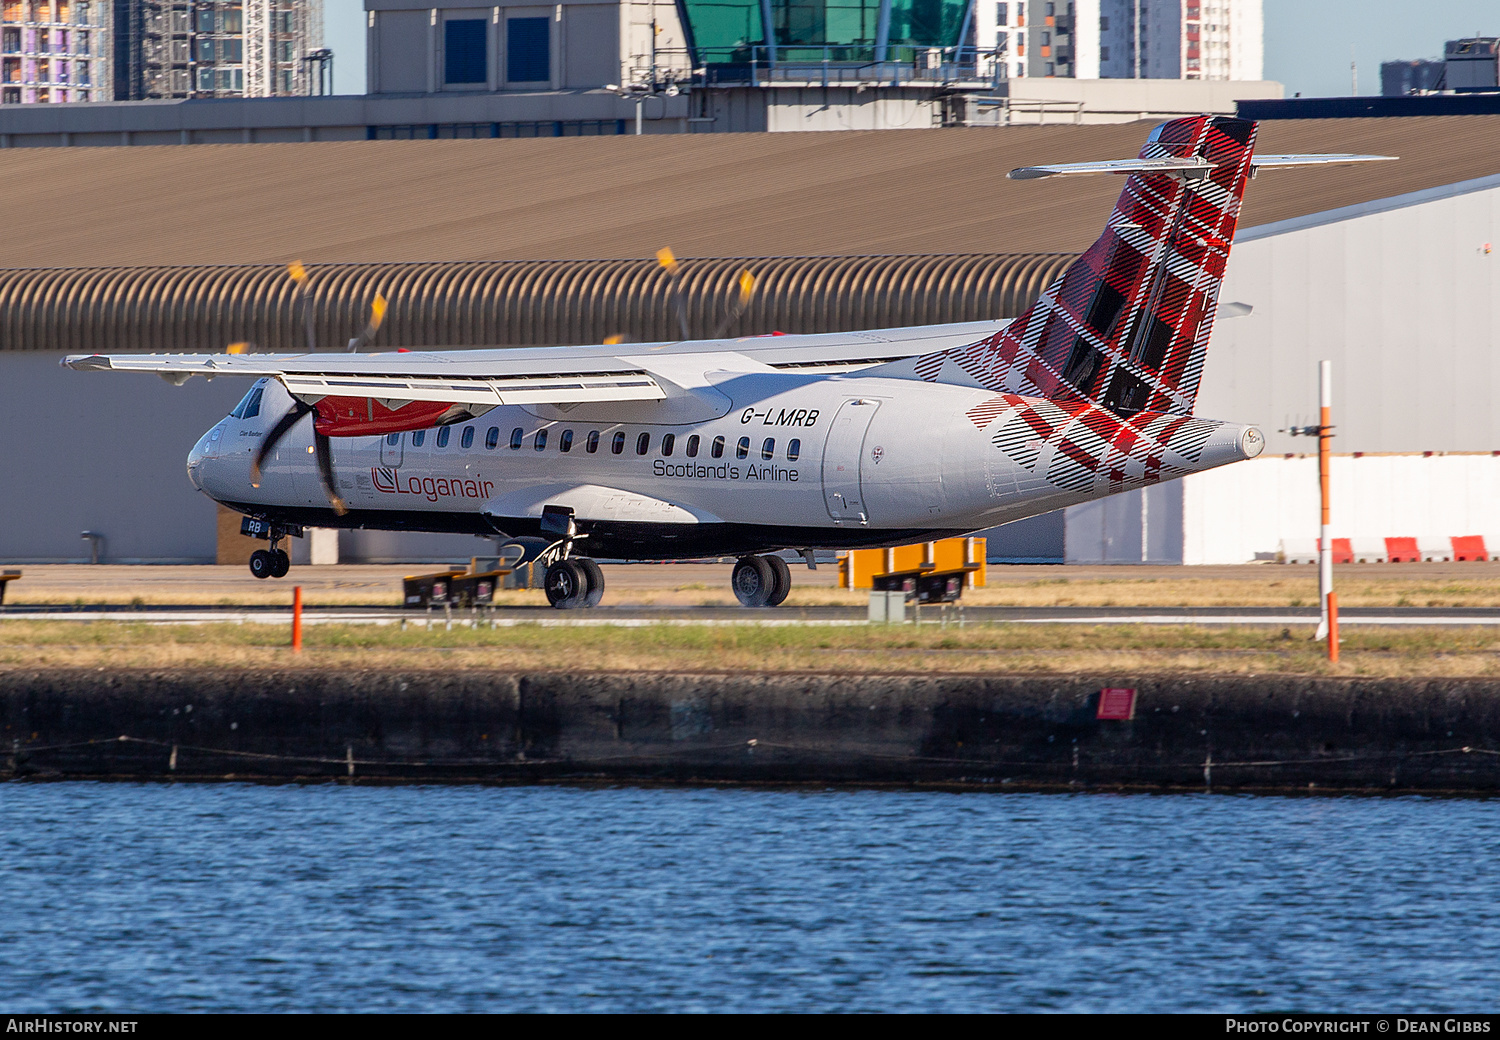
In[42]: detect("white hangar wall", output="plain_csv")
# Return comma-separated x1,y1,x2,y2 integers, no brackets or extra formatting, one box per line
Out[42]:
1066,173,1500,564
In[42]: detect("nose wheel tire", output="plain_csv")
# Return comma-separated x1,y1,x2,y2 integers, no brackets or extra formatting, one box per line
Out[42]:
545,559,588,609
249,549,274,579
249,548,291,579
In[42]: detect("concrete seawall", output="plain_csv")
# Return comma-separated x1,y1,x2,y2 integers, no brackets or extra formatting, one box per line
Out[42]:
6,670,1500,791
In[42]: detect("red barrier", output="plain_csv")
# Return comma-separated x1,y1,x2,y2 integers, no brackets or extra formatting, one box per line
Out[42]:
1452,536,1489,562
1384,537,1420,563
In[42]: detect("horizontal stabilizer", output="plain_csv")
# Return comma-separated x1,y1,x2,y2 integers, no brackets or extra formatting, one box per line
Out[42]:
1009,152,1395,181
1008,157,1215,180
1248,153,1398,170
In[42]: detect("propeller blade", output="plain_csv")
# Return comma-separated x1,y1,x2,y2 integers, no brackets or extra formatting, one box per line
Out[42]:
347,293,389,352
711,268,757,339
313,431,347,516
226,341,256,355
656,247,690,341
251,398,312,487
288,260,317,352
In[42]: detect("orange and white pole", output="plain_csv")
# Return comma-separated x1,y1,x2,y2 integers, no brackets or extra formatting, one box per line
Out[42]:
1315,360,1333,643
292,585,304,653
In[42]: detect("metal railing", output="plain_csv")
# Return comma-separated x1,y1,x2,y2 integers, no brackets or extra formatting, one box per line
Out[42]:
698,44,1003,89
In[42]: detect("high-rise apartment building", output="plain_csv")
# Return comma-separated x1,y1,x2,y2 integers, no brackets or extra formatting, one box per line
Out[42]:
1,0,109,103
112,0,321,100
977,0,1261,81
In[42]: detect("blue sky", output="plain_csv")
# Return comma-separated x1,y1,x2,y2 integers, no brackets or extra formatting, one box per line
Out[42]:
324,0,1499,97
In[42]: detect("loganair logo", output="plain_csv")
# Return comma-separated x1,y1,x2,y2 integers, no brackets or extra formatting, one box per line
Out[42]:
372,468,495,503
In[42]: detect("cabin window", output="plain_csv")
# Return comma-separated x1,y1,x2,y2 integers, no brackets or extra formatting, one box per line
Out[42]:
686,435,700,458
636,432,650,455
436,427,451,448
586,431,600,453
612,432,626,454
485,427,500,449
661,433,675,457
460,426,474,449
560,429,573,453
534,429,548,451
761,437,775,460
736,436,750,459
386,433,400,447
412,430,426,447
711,436,725,459
510,427,524,450
787,438,800,461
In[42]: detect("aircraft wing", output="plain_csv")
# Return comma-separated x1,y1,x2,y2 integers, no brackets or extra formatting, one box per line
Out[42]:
62,320,1000,407
63,351,668,407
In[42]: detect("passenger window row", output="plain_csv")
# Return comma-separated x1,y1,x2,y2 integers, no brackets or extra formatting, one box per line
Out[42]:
386,426,803,462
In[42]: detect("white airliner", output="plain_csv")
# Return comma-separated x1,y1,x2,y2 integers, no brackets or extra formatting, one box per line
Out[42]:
65,117,1390,608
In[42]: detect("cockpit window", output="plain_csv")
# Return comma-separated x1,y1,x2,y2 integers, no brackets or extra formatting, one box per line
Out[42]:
229,381,266,419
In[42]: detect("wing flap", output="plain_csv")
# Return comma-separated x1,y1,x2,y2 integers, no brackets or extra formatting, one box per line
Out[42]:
64,353,666,407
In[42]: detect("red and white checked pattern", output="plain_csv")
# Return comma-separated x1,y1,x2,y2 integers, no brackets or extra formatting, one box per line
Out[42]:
916,116,1257,418
1281,537,1500,564
970,391,1234,497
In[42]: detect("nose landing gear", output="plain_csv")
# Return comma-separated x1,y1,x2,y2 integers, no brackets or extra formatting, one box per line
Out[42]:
248,529,291,579
732,554,791,607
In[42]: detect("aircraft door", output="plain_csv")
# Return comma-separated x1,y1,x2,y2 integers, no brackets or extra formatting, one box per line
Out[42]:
380,432,404,468
821,398,880,522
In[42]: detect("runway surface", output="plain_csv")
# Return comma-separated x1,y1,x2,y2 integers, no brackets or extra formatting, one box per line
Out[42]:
6,604,1500,627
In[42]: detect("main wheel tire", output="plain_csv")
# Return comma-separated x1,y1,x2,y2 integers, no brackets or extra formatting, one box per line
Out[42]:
270,549,290,578
764,554,792,607
544,559,588,609
578,558,605,608
249,549,274,579
732,555,776,608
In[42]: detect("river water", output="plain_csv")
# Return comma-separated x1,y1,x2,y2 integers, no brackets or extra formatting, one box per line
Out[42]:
0,784,1495,1013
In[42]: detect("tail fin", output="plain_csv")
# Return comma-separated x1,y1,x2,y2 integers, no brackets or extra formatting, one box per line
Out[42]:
914,115,1258,417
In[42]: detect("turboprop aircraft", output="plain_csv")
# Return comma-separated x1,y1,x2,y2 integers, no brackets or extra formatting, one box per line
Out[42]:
65,116,1391,608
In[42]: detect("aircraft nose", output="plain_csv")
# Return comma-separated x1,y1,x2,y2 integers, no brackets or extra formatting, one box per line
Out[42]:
186,420,227,493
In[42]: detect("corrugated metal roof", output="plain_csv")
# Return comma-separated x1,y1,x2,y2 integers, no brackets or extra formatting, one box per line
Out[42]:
2,116,1495,269
0,254,1072,352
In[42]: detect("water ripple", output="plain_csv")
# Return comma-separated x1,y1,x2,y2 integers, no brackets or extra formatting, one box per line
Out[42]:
0,785,1497,1012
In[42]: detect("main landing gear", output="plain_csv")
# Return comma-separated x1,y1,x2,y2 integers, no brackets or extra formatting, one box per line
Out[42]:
248,529,291,580
543,557,605,610
732,554,791,608
537,504,606,610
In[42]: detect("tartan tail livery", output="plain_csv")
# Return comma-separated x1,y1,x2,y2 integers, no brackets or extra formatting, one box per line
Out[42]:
910,114,1259,415
862,116,1393,508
